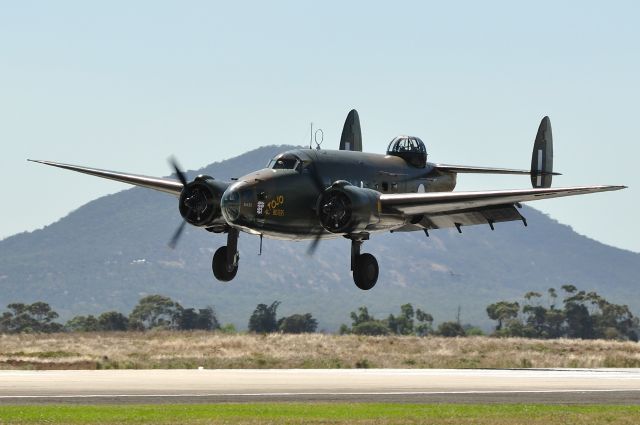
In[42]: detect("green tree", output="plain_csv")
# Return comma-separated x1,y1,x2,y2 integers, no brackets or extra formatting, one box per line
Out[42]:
350,307,374,326
278,313,318,334
0,302,62,333
177,307,220,331
387,304,415,335
563,290,595,339
415,309,434,336
486,301,520,331
436,321,466,337
97,311,129,331
129,295,182,330
65,315,99,332
346,306,391,335
248,301,281,333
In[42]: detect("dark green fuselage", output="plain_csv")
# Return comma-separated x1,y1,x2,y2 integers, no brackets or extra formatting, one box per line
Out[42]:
221,149,456,240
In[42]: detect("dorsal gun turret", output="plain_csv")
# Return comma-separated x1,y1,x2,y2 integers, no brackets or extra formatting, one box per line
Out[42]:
386,136,427,168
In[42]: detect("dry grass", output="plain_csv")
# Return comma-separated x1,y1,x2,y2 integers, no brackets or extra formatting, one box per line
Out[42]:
1,332,639,370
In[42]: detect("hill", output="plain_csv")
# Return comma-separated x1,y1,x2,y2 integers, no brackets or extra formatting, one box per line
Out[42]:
1,145,638,331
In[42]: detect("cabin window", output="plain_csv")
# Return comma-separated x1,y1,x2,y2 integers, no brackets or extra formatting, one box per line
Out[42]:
391,182,398,191
269,154,301,172
381,182,389,192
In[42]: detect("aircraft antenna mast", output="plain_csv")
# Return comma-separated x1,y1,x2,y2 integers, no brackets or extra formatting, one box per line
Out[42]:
309,122,324,150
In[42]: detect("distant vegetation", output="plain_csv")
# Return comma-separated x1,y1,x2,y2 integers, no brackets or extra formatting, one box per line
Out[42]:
486,285,639,341
1,285,637,342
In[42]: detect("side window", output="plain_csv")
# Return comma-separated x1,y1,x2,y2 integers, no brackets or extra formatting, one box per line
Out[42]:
381,182,389,192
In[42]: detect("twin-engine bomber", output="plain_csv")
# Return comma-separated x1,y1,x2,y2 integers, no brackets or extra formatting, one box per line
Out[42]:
30,110,625,290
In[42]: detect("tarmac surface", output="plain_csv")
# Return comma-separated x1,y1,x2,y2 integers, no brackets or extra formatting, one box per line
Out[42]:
0,368,639,405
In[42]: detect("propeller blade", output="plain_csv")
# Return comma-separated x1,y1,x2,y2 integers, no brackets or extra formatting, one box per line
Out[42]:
168,220,187,249
306,232,323,256
169,156,188,187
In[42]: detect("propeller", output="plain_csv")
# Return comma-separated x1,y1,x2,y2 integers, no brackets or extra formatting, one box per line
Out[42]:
170,156,188,186
306,161,327,256
168,157,189,249
307,191,351,256
168,220,187,249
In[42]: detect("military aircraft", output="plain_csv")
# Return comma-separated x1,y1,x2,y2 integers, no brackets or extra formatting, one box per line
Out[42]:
30,110,625,290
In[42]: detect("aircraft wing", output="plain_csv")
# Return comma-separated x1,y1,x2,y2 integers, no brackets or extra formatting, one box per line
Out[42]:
380,185,625,217
28,160,183,196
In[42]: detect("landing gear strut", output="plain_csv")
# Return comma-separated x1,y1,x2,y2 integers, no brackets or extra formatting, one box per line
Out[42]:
350,236,378,290
212,228,239,282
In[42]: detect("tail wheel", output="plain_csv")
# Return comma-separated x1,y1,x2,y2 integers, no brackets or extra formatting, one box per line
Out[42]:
212,246,238,282
353,253,378,290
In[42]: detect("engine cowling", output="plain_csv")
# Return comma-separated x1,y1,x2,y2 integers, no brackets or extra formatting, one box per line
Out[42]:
317,181,380,234
178,175,227,227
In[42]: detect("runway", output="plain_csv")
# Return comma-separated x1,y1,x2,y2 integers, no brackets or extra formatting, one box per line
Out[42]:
0,368,639,405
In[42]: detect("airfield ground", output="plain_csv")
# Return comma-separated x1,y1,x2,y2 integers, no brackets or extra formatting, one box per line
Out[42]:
1,332,639,370
1,403,640,425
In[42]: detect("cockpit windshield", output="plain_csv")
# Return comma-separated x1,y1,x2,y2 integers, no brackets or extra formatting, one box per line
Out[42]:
267,154,301,171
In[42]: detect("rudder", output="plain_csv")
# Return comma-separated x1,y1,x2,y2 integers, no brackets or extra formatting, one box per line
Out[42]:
531,116,553,188
339,109,362,151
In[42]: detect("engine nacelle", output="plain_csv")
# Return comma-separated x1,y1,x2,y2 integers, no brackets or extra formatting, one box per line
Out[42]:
317,181,380,234
178,175,227,227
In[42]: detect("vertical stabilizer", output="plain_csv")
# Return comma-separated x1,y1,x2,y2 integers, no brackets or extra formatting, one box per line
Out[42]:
530,116,553,188
339,109,362,151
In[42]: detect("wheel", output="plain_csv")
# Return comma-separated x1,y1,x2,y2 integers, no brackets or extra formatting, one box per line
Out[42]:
353,253,378,290
212,246,238,282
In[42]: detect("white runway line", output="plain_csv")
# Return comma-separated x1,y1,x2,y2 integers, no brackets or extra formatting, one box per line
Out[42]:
2,388,640,400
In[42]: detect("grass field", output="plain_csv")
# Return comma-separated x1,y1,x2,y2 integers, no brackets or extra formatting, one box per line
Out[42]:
1,332,640,370
1,403,639,424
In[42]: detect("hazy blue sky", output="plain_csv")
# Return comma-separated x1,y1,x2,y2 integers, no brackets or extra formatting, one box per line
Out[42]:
1,1,638,252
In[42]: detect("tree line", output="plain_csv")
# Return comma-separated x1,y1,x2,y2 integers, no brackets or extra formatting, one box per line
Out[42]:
486,285,639,341
0,295,317,335
1,284,637,341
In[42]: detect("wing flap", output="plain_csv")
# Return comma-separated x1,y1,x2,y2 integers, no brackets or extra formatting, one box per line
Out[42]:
380,185,625,216
420,204,524,230
28,160,183,196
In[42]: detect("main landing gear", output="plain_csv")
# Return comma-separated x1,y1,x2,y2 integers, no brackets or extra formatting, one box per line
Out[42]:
212,228,239,282
350,236,379,290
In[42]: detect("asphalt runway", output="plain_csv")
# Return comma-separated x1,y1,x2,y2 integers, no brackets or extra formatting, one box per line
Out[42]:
0,368,639,405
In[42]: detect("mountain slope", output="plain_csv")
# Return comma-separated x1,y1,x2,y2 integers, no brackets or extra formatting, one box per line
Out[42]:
1,145,638,331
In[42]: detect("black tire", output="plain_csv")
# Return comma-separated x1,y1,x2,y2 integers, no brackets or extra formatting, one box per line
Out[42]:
212,246,238,282
353,253,378,290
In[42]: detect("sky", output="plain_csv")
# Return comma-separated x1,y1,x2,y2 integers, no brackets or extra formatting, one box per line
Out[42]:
1,1,638,252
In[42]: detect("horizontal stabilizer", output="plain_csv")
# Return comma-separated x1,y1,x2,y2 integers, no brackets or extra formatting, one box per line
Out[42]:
433,164,559,175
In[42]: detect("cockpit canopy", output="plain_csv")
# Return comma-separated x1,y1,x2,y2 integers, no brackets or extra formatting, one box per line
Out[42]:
266,153,302,172
386,136,427,168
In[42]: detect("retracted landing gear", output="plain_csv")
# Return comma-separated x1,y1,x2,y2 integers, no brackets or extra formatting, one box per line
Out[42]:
350,236,378,290
212,228,239,282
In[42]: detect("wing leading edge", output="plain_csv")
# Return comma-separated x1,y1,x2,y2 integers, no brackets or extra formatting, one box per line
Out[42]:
28,160,183,196
380,185,626,216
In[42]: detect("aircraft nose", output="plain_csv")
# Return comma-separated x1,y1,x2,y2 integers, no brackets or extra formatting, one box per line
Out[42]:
221,184,241,223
